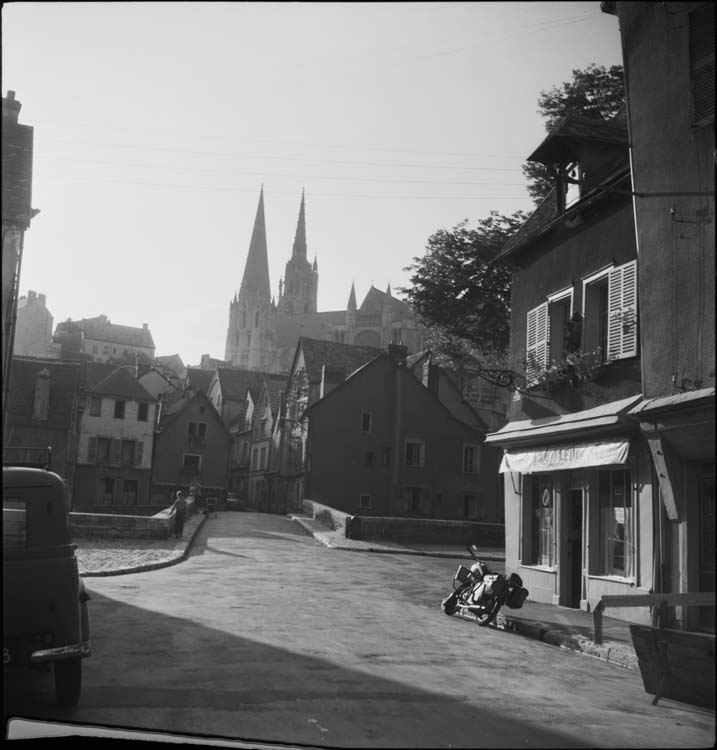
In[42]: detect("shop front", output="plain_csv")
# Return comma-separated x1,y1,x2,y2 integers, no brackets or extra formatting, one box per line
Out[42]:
486,395,657,624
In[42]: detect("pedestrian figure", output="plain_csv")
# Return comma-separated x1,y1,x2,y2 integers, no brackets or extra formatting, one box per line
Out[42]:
172,490,187,539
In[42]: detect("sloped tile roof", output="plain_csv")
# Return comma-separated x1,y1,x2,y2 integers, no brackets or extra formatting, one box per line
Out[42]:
216,367,286,402
158,387,195,426
528,115,628,165
6,357,81,429
90,366,156,401
297,337,382,383
262,377,288,415
185,367,216,393
78,361,122,390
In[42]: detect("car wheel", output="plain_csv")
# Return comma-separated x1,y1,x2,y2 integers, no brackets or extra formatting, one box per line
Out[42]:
55,659,82,707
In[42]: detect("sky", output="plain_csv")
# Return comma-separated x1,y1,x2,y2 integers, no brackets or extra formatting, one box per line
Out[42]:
2,2,624,367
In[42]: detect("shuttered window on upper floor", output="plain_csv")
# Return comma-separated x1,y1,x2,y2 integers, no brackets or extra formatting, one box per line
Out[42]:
607,260,638,361
525,302,549,385
690,3,715,126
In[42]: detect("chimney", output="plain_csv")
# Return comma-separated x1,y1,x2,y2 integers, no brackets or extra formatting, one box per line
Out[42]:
3,90,22,123
38,293,46,306
27,290,37,303
387,343,408,366
142,323,148,330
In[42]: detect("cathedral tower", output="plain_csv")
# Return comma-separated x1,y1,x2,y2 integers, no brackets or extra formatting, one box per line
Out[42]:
278,190,318,315
224,187,278,370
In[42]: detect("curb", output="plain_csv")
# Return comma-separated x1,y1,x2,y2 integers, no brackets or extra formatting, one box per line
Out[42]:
495,612,639,671
80,514,207,578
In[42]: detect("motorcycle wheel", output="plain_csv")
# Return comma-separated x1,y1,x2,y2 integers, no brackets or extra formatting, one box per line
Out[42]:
473,597,502,627
441,585,469,615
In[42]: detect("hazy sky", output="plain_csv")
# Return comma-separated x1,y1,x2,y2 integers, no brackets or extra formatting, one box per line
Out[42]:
2,2,623,366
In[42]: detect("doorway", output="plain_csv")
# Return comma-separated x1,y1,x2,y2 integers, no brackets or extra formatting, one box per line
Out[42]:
566,488,584,608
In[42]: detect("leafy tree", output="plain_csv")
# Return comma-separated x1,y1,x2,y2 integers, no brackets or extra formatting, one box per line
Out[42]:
524,63,625,204
401,211,527,361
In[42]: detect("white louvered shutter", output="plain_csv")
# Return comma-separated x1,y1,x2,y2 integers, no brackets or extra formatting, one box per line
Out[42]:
608,261,638,360
526,302,549,383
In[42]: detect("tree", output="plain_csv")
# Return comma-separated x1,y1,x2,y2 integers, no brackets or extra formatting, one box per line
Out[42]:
401,211,527,362
524,63,625,204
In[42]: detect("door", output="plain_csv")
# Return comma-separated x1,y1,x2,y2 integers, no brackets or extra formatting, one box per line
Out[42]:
566,488,584,608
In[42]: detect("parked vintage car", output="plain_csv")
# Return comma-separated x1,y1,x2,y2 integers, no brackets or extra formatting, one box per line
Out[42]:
2,467,91,707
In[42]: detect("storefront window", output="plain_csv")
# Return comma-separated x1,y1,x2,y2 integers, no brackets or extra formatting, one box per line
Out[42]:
598,469,634,577
530,477,555,566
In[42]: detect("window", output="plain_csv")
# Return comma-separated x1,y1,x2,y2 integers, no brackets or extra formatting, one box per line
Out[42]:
598,469,635,578
260,446,268,469
89,396,102,416
382,447,391,469
563,162,582,208
96,437,111,464
251,447,259,471
526,477,555,567
525,302,549,384
360,412,372,433
100,478,115,505
114,400,126,419
187,422,207,437
364,451,374,469
582,261,638,362
137,402,148,422
121,480,138,505
547,289,573,362
183,454,201,472
690,3,715,126
241,309,247,328
360,494,372,509
404,486,423,513
463,445,481,474
404,440,425,467
121,439,136,465
254,310,260,327
247,333,252,347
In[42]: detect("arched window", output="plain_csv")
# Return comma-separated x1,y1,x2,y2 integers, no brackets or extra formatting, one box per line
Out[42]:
254,310,260,327
241,310,247,328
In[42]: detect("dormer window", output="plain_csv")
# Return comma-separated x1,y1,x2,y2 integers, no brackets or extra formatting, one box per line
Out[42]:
564,162,582,208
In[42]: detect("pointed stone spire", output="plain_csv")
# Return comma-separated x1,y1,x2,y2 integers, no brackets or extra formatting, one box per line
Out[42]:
385,282,392,298
292,189,307,259
239,187,271,298
312,254,318,272
347,282,357,312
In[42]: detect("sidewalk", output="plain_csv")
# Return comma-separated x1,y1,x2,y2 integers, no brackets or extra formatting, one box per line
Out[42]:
75,510,638,672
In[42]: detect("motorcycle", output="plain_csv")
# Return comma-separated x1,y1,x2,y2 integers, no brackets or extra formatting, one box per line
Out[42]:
441,544,529,626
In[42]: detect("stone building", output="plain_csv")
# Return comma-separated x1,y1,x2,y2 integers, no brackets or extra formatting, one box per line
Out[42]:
14,290,60,359
223,188,424,374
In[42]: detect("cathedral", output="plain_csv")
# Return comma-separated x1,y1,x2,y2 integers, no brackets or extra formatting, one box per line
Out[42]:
224,188,424,374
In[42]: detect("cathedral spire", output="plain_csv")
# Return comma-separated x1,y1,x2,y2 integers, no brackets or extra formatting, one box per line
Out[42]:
292,189,307,259
347,282,357,312
239,186,271,299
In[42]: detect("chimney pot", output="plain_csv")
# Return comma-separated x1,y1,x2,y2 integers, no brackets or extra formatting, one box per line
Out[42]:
38,293,46,306
143,323,148,329
27,290,37,302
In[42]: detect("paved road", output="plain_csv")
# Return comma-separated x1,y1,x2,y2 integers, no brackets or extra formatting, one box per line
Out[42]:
5,513,715,747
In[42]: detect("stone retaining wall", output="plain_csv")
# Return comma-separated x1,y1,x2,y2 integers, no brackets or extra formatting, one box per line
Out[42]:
70,498,196,539
301,499,504,546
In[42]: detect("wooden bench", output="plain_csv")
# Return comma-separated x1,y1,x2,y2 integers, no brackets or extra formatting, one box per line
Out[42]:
592,592,715,708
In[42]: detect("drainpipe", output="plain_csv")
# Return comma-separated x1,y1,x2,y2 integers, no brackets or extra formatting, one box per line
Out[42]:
390,359,402,517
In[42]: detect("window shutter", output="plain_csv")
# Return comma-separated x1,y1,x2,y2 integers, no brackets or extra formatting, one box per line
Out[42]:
87,437,97,464
608,261,638,360
526,302,549,382
110,438,121,466
135,440,143,467
690,3,715,125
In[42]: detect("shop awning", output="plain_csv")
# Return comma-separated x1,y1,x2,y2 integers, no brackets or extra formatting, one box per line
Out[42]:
499,438,631,474
485,394,642,448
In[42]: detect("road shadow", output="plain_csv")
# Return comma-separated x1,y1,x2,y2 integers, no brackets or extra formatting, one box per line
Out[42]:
4,591,595,749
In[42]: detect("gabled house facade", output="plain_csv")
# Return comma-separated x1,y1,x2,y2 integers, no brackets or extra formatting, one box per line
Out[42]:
485,114,657,621
277,337,383,511
246,378,286,512
3,356,81,493
305,344,502,521
151,387,232,506
13,290,61,359
603,1,715,632
73,365,157,512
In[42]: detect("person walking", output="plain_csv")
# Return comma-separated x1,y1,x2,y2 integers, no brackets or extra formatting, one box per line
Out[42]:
172,490,187,539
